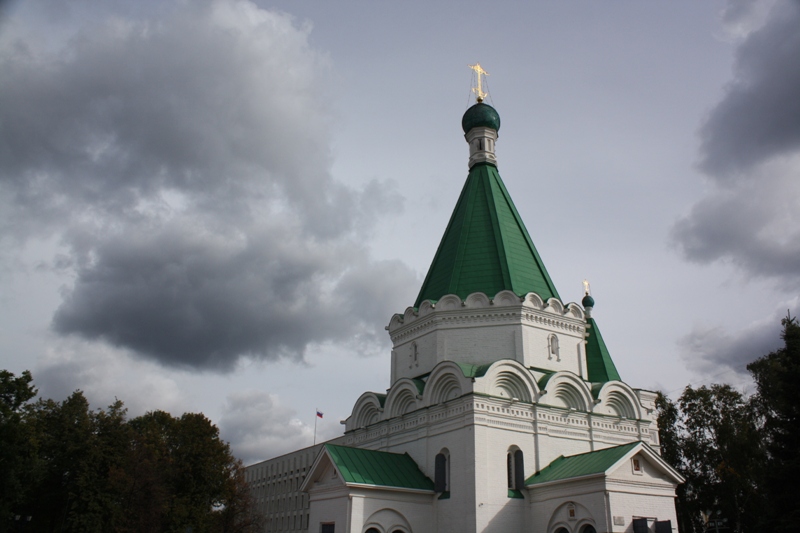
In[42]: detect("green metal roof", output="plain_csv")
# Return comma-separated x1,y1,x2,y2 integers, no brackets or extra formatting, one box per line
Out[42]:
526,441,640,486
462,102,501,133
415,163,560,307
585,318,621,383
456,362,493,379
324,444,434,491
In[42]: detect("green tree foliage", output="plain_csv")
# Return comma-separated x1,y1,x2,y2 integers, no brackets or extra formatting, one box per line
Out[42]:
0,370,38,524
657,385,765,533
747,314,800,532
0,373,261,533
657,314,800,533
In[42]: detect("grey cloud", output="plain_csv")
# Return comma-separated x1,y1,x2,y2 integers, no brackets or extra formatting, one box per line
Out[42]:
720,0,778,38
52,216,418,370
699,1,800,179
1,0,418,371
673,0,800,285
672,168,800,282
32,338,183,413
219,390,315,465
0,0,350,238
678,302,796,377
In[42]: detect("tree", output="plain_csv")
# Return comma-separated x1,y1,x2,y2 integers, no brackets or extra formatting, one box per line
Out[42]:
0,370,38,524
656,385,765,533
20,391,130,532
121,410,250,532
656,392,692,533
212,462,264,533
747,313,800,532
0,370,257,533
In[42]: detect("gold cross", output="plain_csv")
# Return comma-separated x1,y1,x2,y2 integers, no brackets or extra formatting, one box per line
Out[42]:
469,63,489,103
583,279,591,295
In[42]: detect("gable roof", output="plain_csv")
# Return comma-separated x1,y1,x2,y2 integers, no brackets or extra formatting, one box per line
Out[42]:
585,318,621,383
526,442,638,486
414,163,560,308
323,444,434,491
525,441,684,486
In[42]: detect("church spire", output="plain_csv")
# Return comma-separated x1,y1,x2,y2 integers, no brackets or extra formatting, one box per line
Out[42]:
414,73,559,308
579,285,621,382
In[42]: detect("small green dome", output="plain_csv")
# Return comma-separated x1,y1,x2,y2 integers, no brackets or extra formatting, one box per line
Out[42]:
582,294,595,308
462,103,500,134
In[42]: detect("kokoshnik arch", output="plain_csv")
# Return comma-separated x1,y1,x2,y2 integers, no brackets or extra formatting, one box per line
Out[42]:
246,65,683,533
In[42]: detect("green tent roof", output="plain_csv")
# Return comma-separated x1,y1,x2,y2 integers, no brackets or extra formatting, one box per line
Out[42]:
585,318,621,383
415,163,560,307
324,444,434,491
526,441,640,485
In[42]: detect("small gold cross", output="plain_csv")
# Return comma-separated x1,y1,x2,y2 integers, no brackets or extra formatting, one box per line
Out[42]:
468,63,489,102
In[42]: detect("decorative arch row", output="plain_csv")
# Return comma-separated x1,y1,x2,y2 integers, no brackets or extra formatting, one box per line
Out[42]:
346,360,642,431
387,290,585,331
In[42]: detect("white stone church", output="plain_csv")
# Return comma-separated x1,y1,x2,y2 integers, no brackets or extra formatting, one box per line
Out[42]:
245,77,683,533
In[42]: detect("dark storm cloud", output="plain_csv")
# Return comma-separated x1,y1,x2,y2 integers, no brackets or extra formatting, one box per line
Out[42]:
51,218,417,370
1,0,417,370
673,0,800,285
698,1,800,179
0,0,352,238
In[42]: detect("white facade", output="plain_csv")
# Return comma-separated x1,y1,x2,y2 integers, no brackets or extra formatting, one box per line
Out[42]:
246,101,682,532
248,287,682,533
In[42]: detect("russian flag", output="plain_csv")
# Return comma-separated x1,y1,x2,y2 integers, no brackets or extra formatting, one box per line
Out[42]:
316,410,324,419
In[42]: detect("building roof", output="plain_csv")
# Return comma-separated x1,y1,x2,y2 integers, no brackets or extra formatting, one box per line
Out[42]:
462,102,501,133
456,362,493,379
324,444,434,491
526,441,640,486
585,318,621,382
414,163,560,307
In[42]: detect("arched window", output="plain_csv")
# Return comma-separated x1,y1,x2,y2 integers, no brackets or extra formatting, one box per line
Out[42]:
580,526,597,533
548,334,560,361
365,529,380,533
507,447,525,495
434,449,450,496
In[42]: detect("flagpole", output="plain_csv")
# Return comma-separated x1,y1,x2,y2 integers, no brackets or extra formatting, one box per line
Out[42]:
314,408,317,446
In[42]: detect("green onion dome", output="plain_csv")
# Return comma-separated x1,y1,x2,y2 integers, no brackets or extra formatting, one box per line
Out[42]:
462,102,501,134
582,294,595,308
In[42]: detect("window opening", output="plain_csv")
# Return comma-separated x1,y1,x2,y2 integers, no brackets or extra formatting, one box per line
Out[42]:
548,334,560,361
507,448,525,498
435,450,450,498
632,457,643,475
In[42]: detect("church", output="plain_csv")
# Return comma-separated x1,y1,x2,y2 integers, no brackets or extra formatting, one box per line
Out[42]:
245,68,683,533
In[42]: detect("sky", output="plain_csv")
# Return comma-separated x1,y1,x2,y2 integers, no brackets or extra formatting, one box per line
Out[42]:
1,0,799,465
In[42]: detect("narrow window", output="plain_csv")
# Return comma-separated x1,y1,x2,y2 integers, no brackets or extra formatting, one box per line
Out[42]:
435,453,448,492
321,523,335,533
548,334,560,361
507,447,525,497
507,452,513,488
